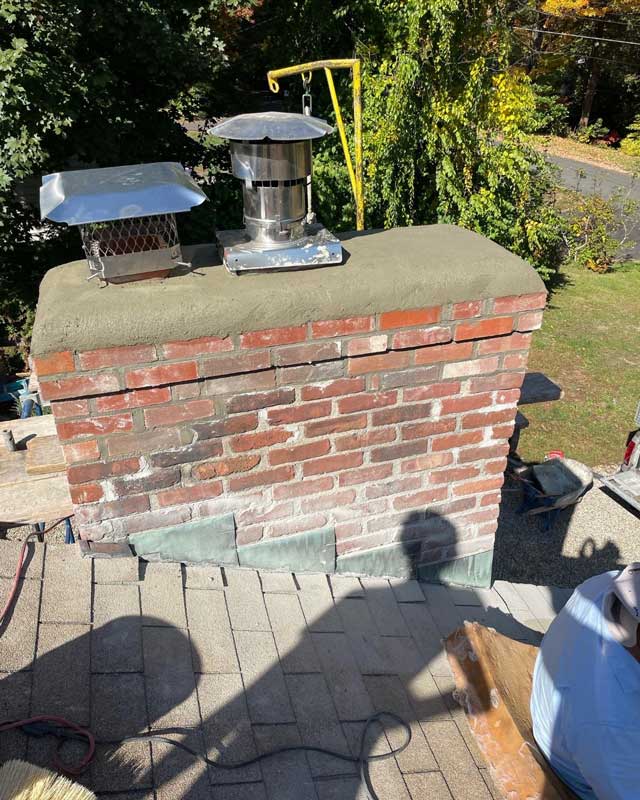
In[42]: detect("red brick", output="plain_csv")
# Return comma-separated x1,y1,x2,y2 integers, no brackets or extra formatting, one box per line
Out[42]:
400,452,453,473
443,357,499,378
379,307,440,330
347,351,410,376
370,440,428,463
125,361,197,389
116,507,191,536
452,300,483,320
162,336,233,359
67,457,140,485
379,366,441,390
62,440,100,464
193,454,261,480
477,332,532,355
431,430,484,452
338,390,397,414
491,423,515,439
334,521,363,541
461,408,516,429
236,503,295,526
503,352,528,370
277,362,344,386
403,382,461,402
452,476,504,496
305,414,367,438
107,427,181,458
372,403,431,427
51,399,90,419
455,317,514,341
236,525,264,545
148,439,223,468
440,393,493,414
346,335,388,357
231,429,293,452
365,476,422,499
401,418,456,440
79,344,156,370
480,491,502,507
173,382,201,400
144,398,214,428
458,443,510,463
57,413,133,441
414,341,473,366
76,495,149,522
459,508,500,525
204,370,275,396
467,372,525,393
429,465,480,485
338,463,393,487
273,341,340,367
485,457,508,474
273,476,334,500
311,316,374,338
240,325,307,349
95,387,172,412
227,388,294,414
391,326,451,350
478,521,499,537
268,514,327,538
393,486,448,510
267,401,331,425
192,413,258,440
516,311,544,331
70,482,104,504
33,350,75,376
335,428,396,452
111,468,180,497
200,351,271,379
269,440,331,466
40,373,121,401
496,388,522,406
301,377,365,401
302,452,363,476
157,481,223,507
229,465,295,491
492,292,547,314
301,489,356,514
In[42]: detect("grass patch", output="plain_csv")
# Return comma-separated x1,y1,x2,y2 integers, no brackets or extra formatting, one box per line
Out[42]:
529,134,640,175
519,260,640,467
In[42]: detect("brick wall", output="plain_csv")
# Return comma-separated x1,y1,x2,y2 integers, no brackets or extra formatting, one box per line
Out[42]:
35,291,545,575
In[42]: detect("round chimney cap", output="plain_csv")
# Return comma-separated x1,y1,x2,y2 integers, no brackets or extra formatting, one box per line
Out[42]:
209,111,333,142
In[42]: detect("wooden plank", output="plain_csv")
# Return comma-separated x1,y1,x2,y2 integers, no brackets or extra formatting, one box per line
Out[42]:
0,474,72,526
25,435,66,475
0,451,29,488
0,415,56,448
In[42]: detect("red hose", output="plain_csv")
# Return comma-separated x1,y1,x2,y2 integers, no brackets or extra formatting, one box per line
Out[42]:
0,520,67,628
0,715,95,774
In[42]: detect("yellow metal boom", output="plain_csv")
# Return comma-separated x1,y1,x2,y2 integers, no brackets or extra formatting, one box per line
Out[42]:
267,59,364,231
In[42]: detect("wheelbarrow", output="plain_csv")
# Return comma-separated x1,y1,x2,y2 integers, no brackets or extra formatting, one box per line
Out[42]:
512,457,593,532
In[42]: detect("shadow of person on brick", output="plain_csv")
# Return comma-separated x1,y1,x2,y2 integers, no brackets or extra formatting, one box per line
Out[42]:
0,612,204,797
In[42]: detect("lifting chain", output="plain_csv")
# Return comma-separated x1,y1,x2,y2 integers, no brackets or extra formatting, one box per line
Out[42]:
301,72,312,116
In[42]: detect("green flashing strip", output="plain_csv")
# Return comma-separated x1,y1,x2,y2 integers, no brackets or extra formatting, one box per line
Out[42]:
417,549,494,589
238,527,336,574
129,515,238,565
336,542,414,579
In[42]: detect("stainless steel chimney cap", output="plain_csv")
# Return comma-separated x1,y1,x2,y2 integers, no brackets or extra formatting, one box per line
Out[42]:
210,111,333,142
40,162,207,225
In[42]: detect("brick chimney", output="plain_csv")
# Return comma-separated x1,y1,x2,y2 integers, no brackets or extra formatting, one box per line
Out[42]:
32,226,545,586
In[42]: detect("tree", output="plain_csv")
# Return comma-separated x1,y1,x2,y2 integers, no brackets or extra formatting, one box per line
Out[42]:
0,0,255,360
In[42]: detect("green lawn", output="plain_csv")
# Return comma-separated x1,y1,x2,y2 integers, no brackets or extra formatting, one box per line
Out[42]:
519,261,640,467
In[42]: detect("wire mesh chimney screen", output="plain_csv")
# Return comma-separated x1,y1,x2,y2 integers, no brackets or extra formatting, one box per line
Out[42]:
79,212,180,280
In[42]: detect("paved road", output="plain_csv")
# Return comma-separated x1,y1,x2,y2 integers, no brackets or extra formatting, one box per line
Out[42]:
548,155,640,259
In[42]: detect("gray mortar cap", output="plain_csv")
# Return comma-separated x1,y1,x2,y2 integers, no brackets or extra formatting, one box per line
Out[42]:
210,111,333,141
40,162,207,225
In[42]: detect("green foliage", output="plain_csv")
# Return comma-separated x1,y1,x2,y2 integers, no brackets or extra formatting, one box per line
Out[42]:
531,85,570,136
0,0,254,361
620,115,640,157
357,0,565,279
569,117,608,144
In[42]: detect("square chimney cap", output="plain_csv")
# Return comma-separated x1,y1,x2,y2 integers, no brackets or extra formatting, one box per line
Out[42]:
40,162,207,225
210,111,333,142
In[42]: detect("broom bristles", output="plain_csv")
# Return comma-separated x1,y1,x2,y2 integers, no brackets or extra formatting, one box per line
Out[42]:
0,760,96,800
